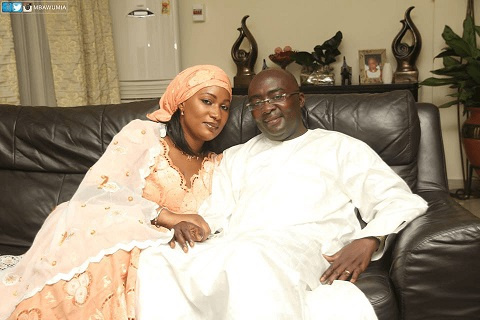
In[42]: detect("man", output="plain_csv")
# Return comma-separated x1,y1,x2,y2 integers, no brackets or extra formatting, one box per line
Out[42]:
136,69,428,319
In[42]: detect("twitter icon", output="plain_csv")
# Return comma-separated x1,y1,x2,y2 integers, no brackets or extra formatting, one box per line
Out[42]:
12,2,22,12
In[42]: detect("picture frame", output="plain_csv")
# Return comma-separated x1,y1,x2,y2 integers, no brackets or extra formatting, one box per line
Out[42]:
359,49,387,84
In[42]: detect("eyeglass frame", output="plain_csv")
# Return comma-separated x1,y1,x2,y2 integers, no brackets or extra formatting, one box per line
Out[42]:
245,91,300,112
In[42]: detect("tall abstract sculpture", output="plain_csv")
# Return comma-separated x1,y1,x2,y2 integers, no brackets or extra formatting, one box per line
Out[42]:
231,15,258,88
391,6,422,83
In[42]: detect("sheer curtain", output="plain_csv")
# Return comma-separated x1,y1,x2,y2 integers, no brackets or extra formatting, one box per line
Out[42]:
11,13,57,106
0,15,20,105
1,0,120,107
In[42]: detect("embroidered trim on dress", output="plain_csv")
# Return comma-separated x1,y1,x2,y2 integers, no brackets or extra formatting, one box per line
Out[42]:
0,255,22,271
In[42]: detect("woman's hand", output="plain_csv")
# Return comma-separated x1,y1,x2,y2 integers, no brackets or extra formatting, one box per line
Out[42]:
154,209,211,239
320,237,379,285
169,221,206,253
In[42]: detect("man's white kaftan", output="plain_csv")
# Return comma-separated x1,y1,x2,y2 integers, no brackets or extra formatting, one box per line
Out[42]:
136,129,428,319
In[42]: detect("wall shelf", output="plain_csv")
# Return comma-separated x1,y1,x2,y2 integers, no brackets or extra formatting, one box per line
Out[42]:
233,83,419,101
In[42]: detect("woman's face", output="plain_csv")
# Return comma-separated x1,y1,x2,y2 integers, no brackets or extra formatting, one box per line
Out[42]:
179,86,231,145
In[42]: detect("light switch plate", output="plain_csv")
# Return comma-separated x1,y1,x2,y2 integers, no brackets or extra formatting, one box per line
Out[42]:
193,4,205,22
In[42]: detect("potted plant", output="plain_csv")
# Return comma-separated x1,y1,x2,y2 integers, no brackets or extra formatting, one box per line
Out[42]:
292,31,343,85
420,13,480,187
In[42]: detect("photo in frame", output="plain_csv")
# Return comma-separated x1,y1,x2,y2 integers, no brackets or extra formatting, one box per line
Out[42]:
359,49,387,84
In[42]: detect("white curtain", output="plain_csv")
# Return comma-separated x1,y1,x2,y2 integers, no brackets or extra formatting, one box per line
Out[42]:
0,0,121,107
0,15,21,105
11,13,57,106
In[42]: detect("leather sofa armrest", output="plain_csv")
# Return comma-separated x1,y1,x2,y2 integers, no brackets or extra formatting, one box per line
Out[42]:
390,191,480,319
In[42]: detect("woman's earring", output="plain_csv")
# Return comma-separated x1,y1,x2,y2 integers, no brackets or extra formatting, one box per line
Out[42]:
180,109,184,115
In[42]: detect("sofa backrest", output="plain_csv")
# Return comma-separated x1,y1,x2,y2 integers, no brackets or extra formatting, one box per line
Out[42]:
0,100,158,254
211,90,421,190
0,90,440,255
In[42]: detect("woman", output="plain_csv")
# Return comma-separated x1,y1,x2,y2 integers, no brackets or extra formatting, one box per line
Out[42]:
0,65,232,320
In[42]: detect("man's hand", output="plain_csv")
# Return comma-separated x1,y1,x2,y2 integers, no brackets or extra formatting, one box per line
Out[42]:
155,209,211,239
320,237,379,285
169,221,206,253
181,214,211,240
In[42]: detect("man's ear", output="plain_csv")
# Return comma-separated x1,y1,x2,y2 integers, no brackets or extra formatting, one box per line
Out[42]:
298,92,306,108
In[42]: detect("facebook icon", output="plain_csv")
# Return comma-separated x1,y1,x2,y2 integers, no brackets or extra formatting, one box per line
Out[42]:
2,2,13,12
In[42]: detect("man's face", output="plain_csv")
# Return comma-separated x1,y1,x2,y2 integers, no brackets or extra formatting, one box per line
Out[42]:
248,70,306,141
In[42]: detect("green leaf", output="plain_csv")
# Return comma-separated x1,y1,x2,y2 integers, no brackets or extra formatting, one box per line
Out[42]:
438,100,460,108
435,48,458,59
462,16,476,48
465,87,480,107
427,16,480,110
459,89,474,101
420,77,459,86
466,59,480,84
443,25,472,57
474,48,480,59
465,100,480,108
443,56,462,67
431,72,469,81
433,62,465,73
473,87,480,100
446,92,460,98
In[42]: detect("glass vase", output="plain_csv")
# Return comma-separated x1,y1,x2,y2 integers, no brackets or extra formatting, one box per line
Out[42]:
300,65,335,86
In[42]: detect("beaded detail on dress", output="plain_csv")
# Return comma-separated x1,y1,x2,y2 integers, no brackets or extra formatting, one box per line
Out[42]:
142,137,217,215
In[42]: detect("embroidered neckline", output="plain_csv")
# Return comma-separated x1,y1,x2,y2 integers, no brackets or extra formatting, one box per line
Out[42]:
159,137,212,190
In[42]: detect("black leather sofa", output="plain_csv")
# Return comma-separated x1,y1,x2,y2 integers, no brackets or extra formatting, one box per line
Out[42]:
1,90,479,320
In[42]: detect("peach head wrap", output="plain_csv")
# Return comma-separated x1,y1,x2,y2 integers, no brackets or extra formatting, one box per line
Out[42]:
147,65,232,122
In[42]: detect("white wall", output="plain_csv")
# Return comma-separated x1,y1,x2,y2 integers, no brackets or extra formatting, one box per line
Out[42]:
177,0,478,182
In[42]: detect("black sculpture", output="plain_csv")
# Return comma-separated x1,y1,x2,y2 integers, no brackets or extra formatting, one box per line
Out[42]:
392,6,422,83
340,56,352,86
231,15,258,88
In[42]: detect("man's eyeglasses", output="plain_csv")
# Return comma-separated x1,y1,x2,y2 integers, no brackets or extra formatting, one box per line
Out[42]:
246,92,300,112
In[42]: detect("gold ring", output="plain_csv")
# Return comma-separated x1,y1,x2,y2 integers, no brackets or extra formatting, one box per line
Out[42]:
344,270,351,275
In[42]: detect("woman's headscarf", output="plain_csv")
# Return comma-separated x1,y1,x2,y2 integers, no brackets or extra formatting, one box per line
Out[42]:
147,65,232,122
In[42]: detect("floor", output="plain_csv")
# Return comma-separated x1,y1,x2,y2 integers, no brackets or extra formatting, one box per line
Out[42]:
449,180,480,218
454,196,480,218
